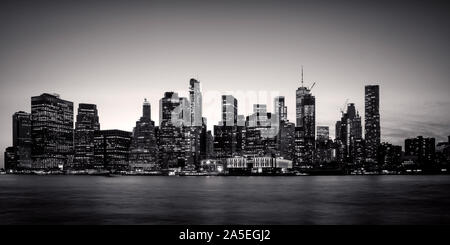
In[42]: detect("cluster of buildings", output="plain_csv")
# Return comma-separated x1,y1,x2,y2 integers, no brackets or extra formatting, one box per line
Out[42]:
3,74,450,175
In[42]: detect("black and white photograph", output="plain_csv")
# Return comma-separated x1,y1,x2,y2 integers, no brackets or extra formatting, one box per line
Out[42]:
0,0,449,241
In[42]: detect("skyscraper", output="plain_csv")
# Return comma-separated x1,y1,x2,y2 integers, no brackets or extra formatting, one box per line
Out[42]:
188,79,203,166
74,103,100,169
245,104,277,156
129,99,158,171
189,78,202,127
222,95,238,126
214,96,239,158
159,92,180,125
279,121,295,160
274,96,287,122
94,129,131,170
12,111,32,169
295,69,315,138
31,93,74,169
336,103,363,164
365,85,380,163
295,69,316,165
316,126,329,141
158,92,186,168
316,126,333,164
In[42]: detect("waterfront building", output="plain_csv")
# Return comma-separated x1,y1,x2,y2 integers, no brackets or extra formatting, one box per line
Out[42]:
158,92,186,168
365,85,381,163
404,136,436,168
31,93,74,169
378,142,402,170
94,129,131,170
129,99,158,171
10,111,32,169
336,103,363,164
4,147,18,171
74,103,100,169
226,156,293,174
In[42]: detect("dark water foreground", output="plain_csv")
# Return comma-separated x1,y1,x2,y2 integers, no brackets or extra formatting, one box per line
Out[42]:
0,175,449,225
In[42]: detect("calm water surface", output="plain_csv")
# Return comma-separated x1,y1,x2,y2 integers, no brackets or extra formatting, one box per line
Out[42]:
1,175,449,224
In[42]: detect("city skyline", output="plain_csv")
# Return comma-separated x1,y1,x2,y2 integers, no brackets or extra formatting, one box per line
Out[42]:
1,0,450,167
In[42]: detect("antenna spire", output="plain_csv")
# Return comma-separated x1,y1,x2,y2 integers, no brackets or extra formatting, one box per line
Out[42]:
301,65,304,87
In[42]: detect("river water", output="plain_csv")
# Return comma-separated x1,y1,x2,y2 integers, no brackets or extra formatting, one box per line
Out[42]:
1,175,449,224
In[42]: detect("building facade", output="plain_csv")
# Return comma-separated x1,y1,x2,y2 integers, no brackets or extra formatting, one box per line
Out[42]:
404,136,435,168
31,93,74,169
365,85,380,163
11,111,32,169
129,99,158,171
74,103,100,169
94,130,131,170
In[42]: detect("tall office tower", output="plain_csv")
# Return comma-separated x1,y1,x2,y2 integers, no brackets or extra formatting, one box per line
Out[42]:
200,117,209,160
94,130,131,171
213,125,237,159
186,81,202,165
5,111,32,170
12,111,32,169
405,136,436,168
337,103,363,164
129,99,158,171
189,78,202,127
222,95,238,126
279,121,295,160
316,126,329,141
365,85,380,163
205,130,214,158
160,92,181,125
295,69,316,165
274,96,287,155
176,97,191,127
316,126,333,164
31,93,74,169
214,96,239,158
274,96,287,122
335,121,342,140
142,98,151,119
245,104,277,156
296,70,315,138
158,92,186,168
4,147,17,170
74,104,100,169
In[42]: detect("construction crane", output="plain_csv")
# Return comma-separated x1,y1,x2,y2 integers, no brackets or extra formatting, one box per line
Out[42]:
309,82,316,91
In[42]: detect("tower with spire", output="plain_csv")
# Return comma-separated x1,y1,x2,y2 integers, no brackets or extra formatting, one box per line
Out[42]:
294,66,316,166
129,98,158,170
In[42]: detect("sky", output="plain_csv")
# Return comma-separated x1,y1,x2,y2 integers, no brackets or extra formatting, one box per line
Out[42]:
1,0,449,168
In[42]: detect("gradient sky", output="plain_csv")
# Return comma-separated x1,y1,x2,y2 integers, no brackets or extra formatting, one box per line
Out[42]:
1,0,449,168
